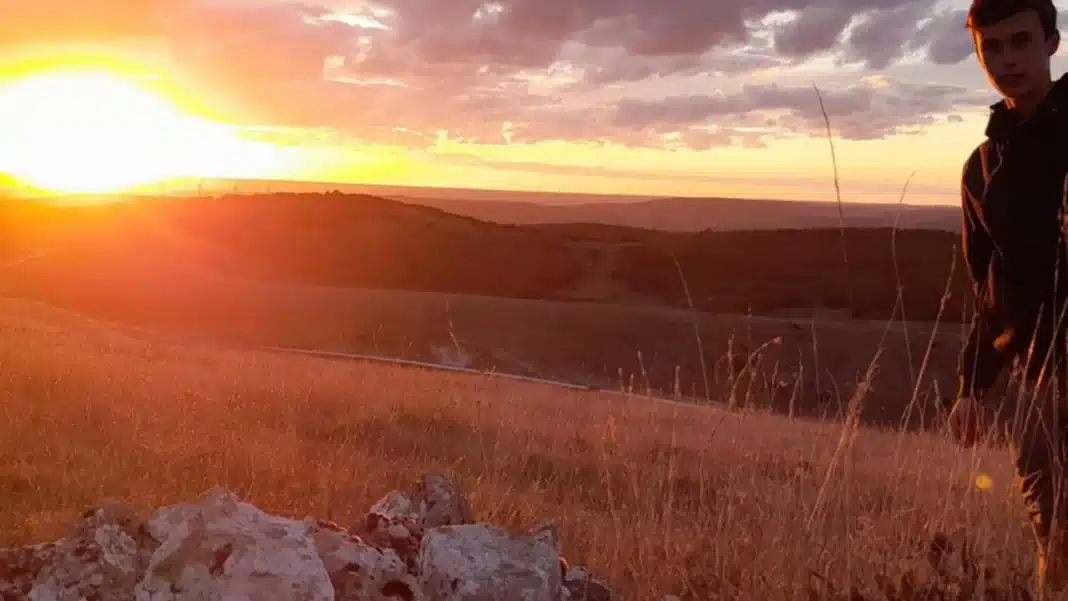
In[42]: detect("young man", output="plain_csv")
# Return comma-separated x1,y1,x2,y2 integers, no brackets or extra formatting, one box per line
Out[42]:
947,0,1068,594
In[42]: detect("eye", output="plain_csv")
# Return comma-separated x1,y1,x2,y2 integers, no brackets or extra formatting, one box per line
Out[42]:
1009,31,1034,49
981,38,1003,54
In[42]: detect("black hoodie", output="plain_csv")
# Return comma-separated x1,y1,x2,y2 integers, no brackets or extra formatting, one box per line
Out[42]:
958,73,1068,402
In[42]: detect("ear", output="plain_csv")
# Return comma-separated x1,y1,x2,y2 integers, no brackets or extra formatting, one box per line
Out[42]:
1048,30,1061,56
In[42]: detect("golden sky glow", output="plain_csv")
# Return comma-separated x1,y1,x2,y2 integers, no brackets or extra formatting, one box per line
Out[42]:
0,55,984,205
0,60,294,196
6,0,1067,205
0,38,1048,205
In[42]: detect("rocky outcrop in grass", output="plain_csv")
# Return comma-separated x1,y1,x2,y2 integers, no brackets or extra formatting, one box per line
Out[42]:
0,471,656,601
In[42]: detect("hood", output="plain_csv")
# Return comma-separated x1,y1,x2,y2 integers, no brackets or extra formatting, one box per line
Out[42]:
984,72,1068,141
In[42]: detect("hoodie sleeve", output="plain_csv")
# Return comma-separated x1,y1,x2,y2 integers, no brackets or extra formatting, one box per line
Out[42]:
957,150,1008,402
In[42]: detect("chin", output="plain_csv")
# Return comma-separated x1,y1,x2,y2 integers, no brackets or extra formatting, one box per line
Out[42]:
998,83,1035,100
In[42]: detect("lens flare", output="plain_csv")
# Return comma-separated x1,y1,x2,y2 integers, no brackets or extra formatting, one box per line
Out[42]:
0,66,290,195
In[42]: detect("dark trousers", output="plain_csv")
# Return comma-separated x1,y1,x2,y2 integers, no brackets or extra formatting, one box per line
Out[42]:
1000,355,1068,555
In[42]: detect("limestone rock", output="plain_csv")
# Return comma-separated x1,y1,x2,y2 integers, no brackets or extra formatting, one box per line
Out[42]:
528,521,559,552
562,567,613,601
415,472,474,529
364,471,471,572
134,486,333,601
29,501,159,601
368,491,418,524
367,472,474,534
418,524,560,601
0,474,627,601
363,500,423,574
0,542,60,600
310,521,424,601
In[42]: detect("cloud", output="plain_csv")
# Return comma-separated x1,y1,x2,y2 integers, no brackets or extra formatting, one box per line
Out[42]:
168,3,360,83
840,4,930,69
768,3,975,69
913,9,976,65
0,0,992,150
771,8,856,61
612,78,989,144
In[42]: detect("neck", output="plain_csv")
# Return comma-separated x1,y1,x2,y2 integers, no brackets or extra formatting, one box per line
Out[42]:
1007,76,1055,118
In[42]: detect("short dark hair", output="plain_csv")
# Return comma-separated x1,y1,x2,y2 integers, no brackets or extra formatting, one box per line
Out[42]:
966,0,1059,38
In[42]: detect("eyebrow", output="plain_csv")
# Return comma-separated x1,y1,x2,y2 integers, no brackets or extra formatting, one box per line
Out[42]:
981,30,1034,45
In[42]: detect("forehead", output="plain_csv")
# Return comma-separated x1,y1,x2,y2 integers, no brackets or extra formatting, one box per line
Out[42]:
973,9,1044,40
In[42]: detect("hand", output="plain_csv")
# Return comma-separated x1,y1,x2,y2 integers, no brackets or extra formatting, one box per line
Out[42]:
947,396,998,448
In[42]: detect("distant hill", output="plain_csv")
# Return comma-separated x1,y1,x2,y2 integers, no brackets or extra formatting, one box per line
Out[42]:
64,177,962,233
0,191,972,323
393,195,962,233
0,192,585,301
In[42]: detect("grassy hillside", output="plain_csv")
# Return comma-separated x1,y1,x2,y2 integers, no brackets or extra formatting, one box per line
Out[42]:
0,190,1036,597
0,247,968,431
0,192,586,301
1,191,971,322
0,299,1035,600
0,191,980,430
610,227,972,321
396,194,962,232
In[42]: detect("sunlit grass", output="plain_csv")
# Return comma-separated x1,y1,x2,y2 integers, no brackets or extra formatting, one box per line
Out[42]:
0,299,1037,600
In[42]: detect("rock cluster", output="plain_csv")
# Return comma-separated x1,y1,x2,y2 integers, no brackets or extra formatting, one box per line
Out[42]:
0,472,641,601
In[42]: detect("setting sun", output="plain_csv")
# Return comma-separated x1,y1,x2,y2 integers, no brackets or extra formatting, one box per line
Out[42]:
0,68,292,195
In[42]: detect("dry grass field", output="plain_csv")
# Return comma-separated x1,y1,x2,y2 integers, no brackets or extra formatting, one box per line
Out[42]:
0,298,1041,600
0,245,970,430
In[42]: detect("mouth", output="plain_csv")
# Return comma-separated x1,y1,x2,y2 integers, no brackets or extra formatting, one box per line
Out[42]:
1000,73,1027,87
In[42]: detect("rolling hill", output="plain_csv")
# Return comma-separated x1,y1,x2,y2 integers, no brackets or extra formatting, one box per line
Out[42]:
12,176,962,232
0,190,977,428
0,192,586,300
395,195,963,232
0,190,972,321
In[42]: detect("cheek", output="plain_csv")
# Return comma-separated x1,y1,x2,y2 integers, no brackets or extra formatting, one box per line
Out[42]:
981,55,1007,76
981,49,1007,66
1029,45,1046,64
1019,46,1051,71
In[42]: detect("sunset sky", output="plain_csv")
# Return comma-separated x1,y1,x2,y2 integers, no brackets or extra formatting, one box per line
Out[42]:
2,0,1067,205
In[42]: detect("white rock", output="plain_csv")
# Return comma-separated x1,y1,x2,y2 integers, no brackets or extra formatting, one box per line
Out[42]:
369,491,418,522
418,524,560,601
29,502,158,601
0,541,60,600
528,521,559,552
388,524,412,541
369,472,473,534
310,522,424,601
134,486,333,601
561,567,613,601
415,472,474,529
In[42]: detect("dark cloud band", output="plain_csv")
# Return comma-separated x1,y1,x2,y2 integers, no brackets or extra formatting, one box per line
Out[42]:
0,0,985,149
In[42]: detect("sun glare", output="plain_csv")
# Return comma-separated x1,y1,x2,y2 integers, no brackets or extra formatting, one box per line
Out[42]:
0,68,289,195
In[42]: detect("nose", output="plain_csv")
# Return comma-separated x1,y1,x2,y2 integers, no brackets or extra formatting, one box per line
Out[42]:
991,50,1018,75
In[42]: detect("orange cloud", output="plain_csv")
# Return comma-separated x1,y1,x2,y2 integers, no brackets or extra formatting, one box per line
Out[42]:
0,0,988,152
